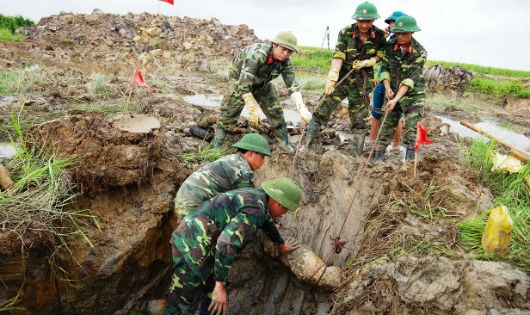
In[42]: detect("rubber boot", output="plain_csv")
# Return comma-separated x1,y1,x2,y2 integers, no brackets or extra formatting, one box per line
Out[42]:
373,150,385,164
275,124,294,153
405,147,415,160
351,132,366,157
212,126,228,148
301,118,321,151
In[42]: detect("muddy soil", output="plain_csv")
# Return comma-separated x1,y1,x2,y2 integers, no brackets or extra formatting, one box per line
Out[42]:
0,11,529,315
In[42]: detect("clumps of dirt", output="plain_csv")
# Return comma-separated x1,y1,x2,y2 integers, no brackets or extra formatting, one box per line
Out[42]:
0,219,53,256
9,10,258,73
423,65,473,95
331,256,530,315
27,112,162,192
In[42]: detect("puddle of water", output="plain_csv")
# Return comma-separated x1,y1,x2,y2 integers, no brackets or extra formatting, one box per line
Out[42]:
184,94,304,126
184,94,223,108
438,116,530,151
0,143,17,160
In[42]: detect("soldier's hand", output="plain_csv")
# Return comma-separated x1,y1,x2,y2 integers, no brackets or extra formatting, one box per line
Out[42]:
242,92,261,128
279,236,300,255
386,99,398,111
208,281,227,315
325,69,339,95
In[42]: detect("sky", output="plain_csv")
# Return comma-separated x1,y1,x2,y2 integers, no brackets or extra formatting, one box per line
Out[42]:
2,0,530,71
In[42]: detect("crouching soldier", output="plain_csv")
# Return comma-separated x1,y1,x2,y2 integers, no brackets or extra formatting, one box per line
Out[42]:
164,177,302,315
213,31,311,153
174,133,271,221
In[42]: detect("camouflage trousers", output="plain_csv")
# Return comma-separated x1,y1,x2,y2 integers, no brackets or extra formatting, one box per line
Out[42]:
217,81,286,136
313,71,372,134
376,95,425,150
164,255,214,315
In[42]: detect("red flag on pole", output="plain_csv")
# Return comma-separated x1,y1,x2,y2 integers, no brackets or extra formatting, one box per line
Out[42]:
159,0,174,4
414,122,433,153
131,68,153,93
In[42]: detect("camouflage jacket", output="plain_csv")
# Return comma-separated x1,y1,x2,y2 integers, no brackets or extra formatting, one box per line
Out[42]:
229,42,300,94
333,23,386,75
174,154,253,216
380,37,427,97
171,188,284,284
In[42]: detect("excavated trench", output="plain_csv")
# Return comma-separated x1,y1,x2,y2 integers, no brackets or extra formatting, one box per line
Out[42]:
0,113,383,315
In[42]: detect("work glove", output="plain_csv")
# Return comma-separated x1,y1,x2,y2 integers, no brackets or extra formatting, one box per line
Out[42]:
352,57,377,70
324,69,339,95
291,92,312,124
242,92,261,128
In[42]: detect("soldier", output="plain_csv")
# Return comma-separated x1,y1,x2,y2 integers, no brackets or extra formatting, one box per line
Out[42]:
373,15,427,162
368,11,406,152
212,31,312,153
164,177,302,315
302,1,386,156
174,133,271,220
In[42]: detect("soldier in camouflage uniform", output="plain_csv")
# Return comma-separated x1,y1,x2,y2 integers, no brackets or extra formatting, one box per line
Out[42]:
373,15,427,162
174,133,271,220
164,177,302,315
213,31,312,153
302,2,386,156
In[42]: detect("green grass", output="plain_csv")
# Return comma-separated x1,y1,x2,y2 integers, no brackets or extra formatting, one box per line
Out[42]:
180,146,232,163
426,60,530,78
467,77,530,98
1,105,100,311
292,46,332,74
0,66,46,95
86,73,109,95
0,28,24,41
458,138,530,273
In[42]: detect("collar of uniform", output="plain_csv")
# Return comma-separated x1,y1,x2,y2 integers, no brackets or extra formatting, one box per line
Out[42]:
394,43,413,54
352,24,376,39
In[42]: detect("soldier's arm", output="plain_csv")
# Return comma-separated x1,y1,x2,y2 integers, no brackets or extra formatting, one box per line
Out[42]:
280,58,301,93
261,217,284,244
213,207,263,284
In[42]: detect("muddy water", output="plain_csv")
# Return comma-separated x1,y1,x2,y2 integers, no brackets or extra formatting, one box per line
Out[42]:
184,94,303,126
0,143,16,160
439,116,530,151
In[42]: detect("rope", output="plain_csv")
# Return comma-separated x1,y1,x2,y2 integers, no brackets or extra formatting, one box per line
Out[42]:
308,109,390,284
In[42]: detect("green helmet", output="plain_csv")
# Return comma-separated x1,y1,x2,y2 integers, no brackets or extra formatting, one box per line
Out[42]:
233,133,272,157
352,2,380,20
262,177,302,212
270,31,299,53
391,15,421,33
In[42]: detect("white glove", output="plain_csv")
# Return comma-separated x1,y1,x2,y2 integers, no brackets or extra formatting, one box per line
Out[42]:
291,92,312,124
242,92,261,128
353,57,377,70
325,69,339,95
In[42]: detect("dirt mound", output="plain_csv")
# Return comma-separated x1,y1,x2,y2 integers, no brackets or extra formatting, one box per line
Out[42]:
424,64,473,95
27,113,162,192
332,256,530,315
8,10,258,73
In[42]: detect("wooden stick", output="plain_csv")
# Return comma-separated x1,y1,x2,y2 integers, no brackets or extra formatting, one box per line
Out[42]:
460,120,530,163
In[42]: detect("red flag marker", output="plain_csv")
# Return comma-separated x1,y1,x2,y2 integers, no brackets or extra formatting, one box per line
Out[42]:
159,0,174,5
414,122,433,153
131,69,153,93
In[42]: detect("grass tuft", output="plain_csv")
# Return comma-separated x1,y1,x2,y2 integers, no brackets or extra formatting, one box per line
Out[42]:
458,138,530,273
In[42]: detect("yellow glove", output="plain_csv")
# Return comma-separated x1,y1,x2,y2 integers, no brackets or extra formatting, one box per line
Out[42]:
353,57,377,70
325,69,339,95
242,92,261,128
291,92,312,124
